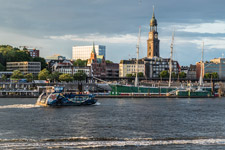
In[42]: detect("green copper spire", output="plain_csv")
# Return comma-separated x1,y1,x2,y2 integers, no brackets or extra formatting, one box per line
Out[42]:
152,5,155,18
150,5,157,27
92,42,96,54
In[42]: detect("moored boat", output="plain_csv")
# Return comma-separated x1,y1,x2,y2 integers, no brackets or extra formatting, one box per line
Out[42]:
36,87,97,107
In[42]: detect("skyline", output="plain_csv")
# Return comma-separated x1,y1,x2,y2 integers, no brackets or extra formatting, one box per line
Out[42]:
0,0,225,65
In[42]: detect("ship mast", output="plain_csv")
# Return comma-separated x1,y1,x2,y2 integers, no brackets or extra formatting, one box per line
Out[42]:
135,26,141,87
199,42,204,86
168,31,174,87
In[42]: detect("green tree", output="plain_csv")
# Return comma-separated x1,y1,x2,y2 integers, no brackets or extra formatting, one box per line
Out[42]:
0,45,32,66
11,70,24,79
33,57,47,70
73,70,87,81
0,63,5,71
73,59,87,67
126,74,133,77
0,54,5,68
1,74,7,81
204,73,211,79
212,72,219,79
59,74,73,82
160,70,169,78
137,72,144,77
105,60,113,63
48,71,61,82
171,72,177,78
24,73,33,82
179,72,187,78
204,72,219,79
38,68,49,80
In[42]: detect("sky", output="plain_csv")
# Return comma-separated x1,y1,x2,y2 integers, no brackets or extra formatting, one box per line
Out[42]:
0,0,225,66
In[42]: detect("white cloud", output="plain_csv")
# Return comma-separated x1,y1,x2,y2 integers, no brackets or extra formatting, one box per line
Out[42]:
161,35,225,50
47,33,141,44
175,20,225,34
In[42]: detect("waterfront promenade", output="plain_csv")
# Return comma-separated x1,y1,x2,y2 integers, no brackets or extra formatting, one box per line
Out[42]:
0,81,224,98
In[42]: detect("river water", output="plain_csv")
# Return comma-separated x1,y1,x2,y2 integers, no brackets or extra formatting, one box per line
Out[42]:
1,97,225,149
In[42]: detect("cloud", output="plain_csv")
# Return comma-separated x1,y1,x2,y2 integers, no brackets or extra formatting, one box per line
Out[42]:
47,33,145,44
175,20,225,34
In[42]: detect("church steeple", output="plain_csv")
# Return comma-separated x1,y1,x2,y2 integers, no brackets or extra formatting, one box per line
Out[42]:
147,6,160,58
87,42,97,66
150,6,157,32
92,42,96,54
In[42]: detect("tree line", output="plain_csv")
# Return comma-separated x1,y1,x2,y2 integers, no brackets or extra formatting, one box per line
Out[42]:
2,69,87,82
0,45,47,71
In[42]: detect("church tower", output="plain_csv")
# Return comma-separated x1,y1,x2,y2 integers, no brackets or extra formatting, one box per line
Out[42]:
147,7,160,58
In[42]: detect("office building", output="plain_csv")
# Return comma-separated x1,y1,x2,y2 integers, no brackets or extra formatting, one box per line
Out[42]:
144,57,180,78
6,62,41,75
28,49,39,58
46,54,66,62
106,63,119,78
72,45,106,60
196,58,225,79
119,59,145,77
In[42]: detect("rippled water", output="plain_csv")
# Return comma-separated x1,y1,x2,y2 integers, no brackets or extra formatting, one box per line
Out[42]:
0,97,225,149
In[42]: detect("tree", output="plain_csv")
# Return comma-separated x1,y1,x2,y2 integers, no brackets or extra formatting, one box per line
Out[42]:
0,63,5,71
38,69,49,80
48,71,61,82
204,73,211,79
126,74,133,77
0,45,32,66
179,72,186,78
1,74,7,81
212,72,219,79
105,60,113,63
171,72,177,78
204,72,219,79
73,70,87,81
73,59,87,67
137,72,144,77
59,74,73,82
24,73,33,82
11,70,24,79
33,57,47,70
160,70,169,78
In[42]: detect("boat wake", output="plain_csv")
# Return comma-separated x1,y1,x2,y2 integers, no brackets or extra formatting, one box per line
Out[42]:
1,137,225,149
0,104,40,109
94,102,101,106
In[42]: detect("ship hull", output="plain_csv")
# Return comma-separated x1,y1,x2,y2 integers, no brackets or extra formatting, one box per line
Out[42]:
36,93,97,107
109,84,176,95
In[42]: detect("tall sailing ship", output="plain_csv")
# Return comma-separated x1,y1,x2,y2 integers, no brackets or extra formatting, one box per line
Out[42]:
109,8,215,97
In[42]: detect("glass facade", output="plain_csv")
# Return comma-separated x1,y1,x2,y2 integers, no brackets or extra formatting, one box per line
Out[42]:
72,45,106,60
204,63,225,79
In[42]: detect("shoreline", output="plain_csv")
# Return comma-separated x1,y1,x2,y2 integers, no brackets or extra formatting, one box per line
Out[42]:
0,95,218,99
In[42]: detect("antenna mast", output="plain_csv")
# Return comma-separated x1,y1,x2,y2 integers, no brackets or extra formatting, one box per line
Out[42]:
135,26,141,87
199,42,204,86
169,31,175,87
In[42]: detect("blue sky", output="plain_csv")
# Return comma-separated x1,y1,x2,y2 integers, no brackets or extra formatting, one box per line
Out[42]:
0,0,225,65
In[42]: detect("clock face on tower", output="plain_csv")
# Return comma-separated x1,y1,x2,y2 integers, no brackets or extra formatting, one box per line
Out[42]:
149,33,153,39
154,34,158,39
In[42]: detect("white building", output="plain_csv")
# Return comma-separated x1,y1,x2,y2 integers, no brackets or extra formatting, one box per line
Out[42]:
72,45,106,60
119,59,145,77
51,60,91,76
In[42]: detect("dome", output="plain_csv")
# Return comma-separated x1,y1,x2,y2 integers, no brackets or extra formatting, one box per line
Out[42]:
150,6,157,27
150,16,157,26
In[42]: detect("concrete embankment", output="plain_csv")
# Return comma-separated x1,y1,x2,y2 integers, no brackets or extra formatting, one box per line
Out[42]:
95,95,217,98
